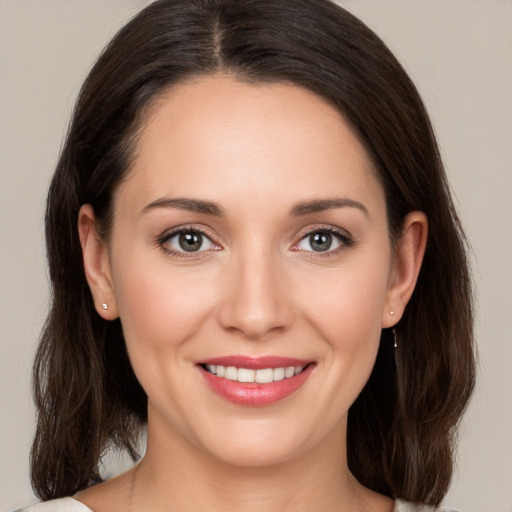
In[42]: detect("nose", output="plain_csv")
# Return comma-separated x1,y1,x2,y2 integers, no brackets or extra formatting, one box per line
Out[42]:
217,248,294,340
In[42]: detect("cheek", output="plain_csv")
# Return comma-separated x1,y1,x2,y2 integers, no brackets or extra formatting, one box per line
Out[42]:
316,278,385,374
296,255,391,343
110,248,216,358
293,249,391,395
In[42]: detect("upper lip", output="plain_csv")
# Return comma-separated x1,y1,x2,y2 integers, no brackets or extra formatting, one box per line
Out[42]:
198,355,313,370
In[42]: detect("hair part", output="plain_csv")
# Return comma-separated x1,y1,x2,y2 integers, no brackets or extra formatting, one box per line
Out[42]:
32,0,475,505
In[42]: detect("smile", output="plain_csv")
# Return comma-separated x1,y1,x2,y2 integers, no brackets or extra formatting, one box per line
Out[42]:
204,364,305,383
198,356,315,406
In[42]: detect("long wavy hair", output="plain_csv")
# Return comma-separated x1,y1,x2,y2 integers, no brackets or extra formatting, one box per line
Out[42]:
31,0,475,506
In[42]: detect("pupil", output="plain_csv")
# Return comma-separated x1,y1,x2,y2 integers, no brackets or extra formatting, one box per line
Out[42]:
179,232,202,252
310,232,331,251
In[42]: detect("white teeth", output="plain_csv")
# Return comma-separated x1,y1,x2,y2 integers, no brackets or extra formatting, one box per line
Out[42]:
237,368,255,383
255,368,274,383
205,364,305,383
285,366,295,378
273,367,285,381
225,366,238,381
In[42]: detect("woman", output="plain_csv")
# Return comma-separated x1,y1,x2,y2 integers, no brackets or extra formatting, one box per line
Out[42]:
18,0,475,511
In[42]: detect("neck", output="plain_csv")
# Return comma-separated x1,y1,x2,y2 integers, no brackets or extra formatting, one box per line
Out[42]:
132,417,382,512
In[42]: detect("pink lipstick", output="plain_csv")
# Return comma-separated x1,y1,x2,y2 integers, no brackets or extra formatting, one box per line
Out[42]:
197,356,314,406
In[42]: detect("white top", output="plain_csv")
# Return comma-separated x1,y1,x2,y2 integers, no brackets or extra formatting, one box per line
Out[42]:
15,497,459,511
15,498,91,512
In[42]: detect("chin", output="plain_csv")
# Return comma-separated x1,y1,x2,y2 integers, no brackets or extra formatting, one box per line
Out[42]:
192,416,323,469
207,439,300,469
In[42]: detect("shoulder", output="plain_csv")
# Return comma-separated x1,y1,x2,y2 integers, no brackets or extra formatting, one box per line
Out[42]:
14,497,93,512
394,499,461,512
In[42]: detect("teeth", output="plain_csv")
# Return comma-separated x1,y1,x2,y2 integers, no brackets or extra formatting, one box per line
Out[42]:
225,366,238,381
273,367,285,381
205,364,305,383
284,366,295,378
255,368,274,383
237,368,255,382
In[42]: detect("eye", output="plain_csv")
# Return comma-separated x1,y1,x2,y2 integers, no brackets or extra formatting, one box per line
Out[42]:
296,228,351,253
162,229,216,254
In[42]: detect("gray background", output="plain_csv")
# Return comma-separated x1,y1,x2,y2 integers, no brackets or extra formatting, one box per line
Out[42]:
1,1,511,511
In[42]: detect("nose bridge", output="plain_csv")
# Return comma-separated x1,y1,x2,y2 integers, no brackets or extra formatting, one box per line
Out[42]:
218,240,292,339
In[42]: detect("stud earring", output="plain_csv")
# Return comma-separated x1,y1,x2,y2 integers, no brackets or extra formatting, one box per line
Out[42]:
390,310,395,316
101,303,109,310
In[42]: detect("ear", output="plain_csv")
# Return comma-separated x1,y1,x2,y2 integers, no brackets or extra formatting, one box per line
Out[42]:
78,204,119,320
382,211,428,328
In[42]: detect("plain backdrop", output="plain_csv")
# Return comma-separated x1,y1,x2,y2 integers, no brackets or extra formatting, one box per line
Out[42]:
1,1,511,511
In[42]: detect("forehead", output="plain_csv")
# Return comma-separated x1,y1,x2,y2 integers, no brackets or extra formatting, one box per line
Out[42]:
118,74,384,216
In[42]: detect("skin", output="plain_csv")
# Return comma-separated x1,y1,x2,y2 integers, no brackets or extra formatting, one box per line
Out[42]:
77,75,427,512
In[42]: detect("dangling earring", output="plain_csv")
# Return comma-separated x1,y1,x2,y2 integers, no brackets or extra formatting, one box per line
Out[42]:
392,328,398,349
102,303,109,310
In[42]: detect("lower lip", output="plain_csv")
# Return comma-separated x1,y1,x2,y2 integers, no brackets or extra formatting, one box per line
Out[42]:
199,364,314,406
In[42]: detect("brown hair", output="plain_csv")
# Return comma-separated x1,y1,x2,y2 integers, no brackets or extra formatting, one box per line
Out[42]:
31,0,475,506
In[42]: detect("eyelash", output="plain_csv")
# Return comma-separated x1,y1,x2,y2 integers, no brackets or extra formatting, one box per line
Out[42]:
156,225,354,258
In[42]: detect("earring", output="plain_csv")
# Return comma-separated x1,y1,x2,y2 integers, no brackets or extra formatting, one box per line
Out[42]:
101,303,109,310
392,328,398,349
390,310,395,316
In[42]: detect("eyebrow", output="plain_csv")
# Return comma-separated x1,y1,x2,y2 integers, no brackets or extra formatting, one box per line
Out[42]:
290,198,369,217
141,197,224,216
140,196,368,218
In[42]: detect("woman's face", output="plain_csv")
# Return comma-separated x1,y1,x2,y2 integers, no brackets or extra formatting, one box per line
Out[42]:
82,75,422,467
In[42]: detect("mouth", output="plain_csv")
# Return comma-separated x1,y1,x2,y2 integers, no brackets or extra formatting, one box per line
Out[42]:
197,356,315,406
201,364,305,383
